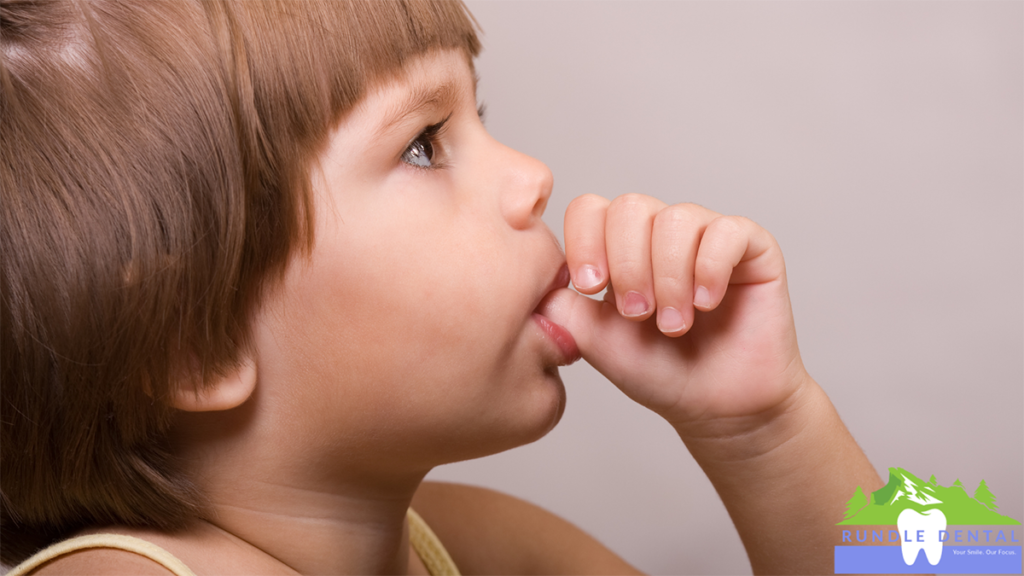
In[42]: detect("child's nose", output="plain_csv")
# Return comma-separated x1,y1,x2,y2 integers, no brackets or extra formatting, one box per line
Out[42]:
498,145,553,230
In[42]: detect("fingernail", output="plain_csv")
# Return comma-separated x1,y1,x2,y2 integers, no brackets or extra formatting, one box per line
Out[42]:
693,285,712,309
658,307,685,333
622,291,649,317
573,265,602,291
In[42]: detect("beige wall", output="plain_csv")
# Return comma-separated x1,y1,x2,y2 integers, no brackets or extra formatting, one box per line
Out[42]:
426,2,1024,574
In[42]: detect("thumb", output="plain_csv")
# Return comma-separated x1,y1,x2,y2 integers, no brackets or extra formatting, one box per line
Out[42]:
536,287,665,387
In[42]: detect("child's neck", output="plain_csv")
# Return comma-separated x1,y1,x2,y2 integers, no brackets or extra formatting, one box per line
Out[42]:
172,400,430,574
201,477,421,574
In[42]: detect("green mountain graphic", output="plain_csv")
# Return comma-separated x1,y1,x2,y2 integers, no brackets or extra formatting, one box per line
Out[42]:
837,467,1022,526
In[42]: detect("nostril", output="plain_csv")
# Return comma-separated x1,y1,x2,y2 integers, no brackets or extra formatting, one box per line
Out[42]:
524,159,554,223
502,177,550,229
497,144,553,229
533,193,550,220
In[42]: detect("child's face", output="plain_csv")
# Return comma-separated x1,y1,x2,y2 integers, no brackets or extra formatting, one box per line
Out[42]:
249,49,573,474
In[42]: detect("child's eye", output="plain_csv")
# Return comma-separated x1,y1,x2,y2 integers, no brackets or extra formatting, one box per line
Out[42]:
401,115,450,169
402,134,435,168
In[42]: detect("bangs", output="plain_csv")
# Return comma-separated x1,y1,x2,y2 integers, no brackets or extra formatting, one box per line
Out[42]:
224,0,482,150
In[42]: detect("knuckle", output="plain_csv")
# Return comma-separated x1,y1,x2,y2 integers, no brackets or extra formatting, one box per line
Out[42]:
655,204,702,231
566,193,608,214
677,201,707,211
668,201,709,216
709,214,746,236
654,272,688,292
565,195,608,225
611,260,648,282
609,193,652,214
693,257,719,279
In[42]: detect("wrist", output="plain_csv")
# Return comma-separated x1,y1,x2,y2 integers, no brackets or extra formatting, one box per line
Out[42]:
673,377,882,574
672,370,823,465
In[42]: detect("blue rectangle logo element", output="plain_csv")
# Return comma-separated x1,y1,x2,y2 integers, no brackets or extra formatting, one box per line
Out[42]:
834,545,1022,574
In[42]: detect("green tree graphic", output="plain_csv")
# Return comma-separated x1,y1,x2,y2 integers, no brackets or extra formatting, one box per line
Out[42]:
844,485,868,520
974,479,998,511
838,468,1021,526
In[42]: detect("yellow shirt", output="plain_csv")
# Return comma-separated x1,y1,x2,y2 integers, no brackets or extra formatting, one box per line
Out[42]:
8,508,459,576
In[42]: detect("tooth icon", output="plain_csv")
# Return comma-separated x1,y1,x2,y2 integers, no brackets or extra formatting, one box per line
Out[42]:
897,508,947,566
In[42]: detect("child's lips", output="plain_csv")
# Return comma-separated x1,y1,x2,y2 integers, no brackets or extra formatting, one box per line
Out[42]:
532,311,580,366
532,265,580,365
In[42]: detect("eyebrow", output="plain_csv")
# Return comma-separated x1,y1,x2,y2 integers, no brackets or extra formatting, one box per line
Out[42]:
377,79,462,134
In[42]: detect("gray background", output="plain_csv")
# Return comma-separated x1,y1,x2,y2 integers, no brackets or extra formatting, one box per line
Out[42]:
426,1,1024,574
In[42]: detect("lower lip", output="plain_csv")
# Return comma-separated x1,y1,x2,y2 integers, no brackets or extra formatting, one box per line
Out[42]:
532,313,581,366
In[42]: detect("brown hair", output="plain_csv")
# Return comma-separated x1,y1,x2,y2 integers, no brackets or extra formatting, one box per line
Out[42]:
0,0,480,564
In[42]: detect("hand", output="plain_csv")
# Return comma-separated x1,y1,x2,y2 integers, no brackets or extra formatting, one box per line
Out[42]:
540,194,880,575
542,194,812,436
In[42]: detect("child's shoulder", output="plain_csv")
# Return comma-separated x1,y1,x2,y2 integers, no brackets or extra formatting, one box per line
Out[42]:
412,480,641,575
26,546,176,576
20,523,277,576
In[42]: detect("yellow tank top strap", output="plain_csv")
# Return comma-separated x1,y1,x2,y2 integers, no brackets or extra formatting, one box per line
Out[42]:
407,508,461,576
6,533,196,576
7,509,456,576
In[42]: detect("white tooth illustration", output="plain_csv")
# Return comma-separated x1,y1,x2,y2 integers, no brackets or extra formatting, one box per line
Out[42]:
897,508,947,566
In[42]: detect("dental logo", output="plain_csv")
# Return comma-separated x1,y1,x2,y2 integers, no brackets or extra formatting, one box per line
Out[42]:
834,467,1022,574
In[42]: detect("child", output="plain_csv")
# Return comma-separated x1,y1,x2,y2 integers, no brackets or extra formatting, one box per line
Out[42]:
1,0,881,574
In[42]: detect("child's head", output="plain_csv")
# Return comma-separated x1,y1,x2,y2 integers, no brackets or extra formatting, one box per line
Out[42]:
221,47,566,494
1,0,480,564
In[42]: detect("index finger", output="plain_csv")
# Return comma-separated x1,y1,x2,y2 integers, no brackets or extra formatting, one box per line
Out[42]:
564,194,611,295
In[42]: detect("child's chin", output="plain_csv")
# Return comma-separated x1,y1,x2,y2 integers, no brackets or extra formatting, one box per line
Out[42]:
536,368,568,436
444,373,566,464
494,370,567,453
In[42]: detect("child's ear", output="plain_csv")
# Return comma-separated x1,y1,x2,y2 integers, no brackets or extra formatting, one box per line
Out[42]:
169,357,257,412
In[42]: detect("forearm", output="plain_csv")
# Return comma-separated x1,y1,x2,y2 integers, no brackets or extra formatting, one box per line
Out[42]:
676,378,883,575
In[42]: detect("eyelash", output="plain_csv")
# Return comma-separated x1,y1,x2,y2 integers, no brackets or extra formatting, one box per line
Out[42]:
399,103,487,170
401,116,449,170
